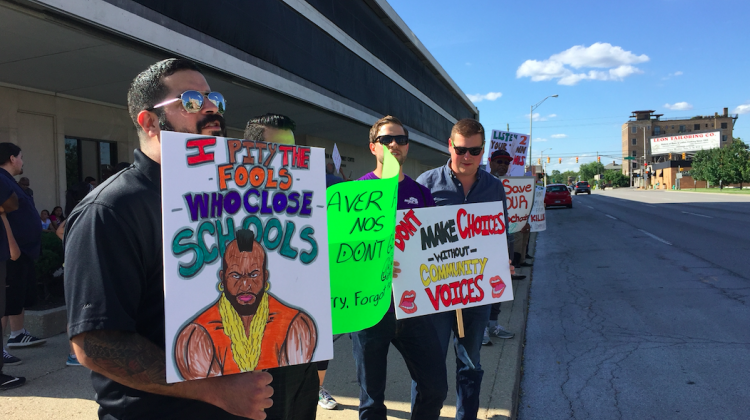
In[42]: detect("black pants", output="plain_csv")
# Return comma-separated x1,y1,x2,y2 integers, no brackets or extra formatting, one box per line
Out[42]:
4,254,36,316
265,362,318,420
0,260,6,372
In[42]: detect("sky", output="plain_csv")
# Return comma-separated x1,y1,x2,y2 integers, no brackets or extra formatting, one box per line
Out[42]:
388,0,750,173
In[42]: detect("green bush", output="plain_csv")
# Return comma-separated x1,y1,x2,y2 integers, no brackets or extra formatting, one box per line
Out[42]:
35,231,63,280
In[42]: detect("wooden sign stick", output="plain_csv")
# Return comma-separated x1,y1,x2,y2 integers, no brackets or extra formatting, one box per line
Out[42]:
456,309,465,338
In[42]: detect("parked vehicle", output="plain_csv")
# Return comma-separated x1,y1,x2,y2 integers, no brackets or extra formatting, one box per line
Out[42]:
575,181,591,195
545,184,572,208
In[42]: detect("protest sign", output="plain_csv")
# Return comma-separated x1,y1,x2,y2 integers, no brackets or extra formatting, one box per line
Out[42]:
161,131,332,383
500,176,535,234
529,187,546,232
332,143,342,173
487,130,530,176
326,146,399,334
391,202,513,319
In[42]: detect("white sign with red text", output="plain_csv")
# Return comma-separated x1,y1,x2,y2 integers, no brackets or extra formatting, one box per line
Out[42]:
650,131,720,155
486,130,530,176
391,202,513,319
500,176,535,234
529,187,546,232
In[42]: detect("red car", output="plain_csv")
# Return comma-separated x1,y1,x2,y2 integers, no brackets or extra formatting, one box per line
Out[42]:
544,184,572,208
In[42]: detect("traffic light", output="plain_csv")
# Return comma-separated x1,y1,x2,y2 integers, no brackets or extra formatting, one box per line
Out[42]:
597,156,601,162
682,152,686,159
547,156,550,163
558,158,562,164
575,157,579,163
644,162,648,167
668,153,672,159
537,158,541,164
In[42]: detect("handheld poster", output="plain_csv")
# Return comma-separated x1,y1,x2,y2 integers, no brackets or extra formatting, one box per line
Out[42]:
392,202,514,319
500,176,535,234
161,131,332,383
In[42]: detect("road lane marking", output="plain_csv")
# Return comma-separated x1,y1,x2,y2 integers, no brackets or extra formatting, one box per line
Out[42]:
638,229,672,245
605,214,617,220
682,211,713,219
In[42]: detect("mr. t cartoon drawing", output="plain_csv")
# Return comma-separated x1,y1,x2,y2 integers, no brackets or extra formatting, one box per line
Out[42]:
174,229,317,380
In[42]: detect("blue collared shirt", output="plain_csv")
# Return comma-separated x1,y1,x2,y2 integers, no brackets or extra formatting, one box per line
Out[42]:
417,159,513,258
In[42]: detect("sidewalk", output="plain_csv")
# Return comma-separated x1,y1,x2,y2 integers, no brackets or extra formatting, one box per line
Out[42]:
2,234,536,419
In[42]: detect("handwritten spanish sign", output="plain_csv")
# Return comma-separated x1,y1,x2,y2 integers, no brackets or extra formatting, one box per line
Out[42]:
500,176,535,234
529,187,546,232
487,130,530,176
391,202,513,319
326,146,399,334
161,131,333,383
332,143,342,173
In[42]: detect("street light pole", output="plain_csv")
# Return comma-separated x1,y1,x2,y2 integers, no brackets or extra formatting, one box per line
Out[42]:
528,95,558,175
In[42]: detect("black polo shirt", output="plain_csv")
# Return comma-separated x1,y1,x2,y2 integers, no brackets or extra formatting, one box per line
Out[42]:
0,168,41,258
64,149,244,420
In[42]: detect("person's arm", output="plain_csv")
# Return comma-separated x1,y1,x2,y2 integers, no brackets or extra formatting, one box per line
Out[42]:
1,191,19,213
282,312,318,365
0,207,21,261
71,331,273,419
339,168,349,182
56,219,66,241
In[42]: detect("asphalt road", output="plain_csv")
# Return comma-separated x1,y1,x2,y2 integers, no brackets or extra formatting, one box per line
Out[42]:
519,189,750,420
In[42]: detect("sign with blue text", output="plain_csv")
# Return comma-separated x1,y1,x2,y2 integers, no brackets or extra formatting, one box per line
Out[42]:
391,202,513,319
161,131,333,383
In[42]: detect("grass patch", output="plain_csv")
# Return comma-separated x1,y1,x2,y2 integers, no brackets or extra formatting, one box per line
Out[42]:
677,188,750,194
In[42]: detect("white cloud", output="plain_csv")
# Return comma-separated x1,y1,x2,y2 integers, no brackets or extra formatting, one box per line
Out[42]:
525,112,557,122
535,138,548,142
516,43,648,85
664,102,693,111
733,104,750,114
551,134,567,138
662,70,684,80
467,91,502,103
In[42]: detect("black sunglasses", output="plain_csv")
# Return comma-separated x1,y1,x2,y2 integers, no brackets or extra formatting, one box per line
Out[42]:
374,134,409,146
149,90,226,115
451,138,484,156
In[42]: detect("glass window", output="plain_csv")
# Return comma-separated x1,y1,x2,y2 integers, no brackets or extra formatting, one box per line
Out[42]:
65,137,118,187
631,138,637,145
631,126,637,134
679,125,686,132
694,124,700,130
632,162,637,169
632,151,637,157
654,126,661,135
722,135,727,142
721,122,728,129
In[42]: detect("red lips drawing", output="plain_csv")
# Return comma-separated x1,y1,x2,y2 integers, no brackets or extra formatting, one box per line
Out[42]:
489,276,506,298
399,290,417,314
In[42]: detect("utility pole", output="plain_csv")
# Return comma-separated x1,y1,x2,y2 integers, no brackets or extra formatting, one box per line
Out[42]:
507,123,509,131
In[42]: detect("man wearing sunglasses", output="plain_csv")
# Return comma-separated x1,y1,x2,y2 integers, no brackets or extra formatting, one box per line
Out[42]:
64,58,273,420
416,118,515,420
352,116,448,419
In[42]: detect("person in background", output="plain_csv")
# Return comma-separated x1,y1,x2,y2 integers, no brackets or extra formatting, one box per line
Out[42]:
64,176,96,217
0,192,23,390
49,206,65,231
352,115,448,419
0,143,45,370
40,210,54,232
17,177,33,198
416,118,515,420
325,162,346,187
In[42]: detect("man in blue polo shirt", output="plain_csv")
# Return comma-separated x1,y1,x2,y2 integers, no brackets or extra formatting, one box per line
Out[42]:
417,118,514,420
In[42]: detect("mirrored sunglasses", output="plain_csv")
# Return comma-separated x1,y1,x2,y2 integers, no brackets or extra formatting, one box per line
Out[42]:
375,134,409,146
150,90,226,115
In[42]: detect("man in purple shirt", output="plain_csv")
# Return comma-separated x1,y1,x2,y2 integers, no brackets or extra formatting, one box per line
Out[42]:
352,116,447,419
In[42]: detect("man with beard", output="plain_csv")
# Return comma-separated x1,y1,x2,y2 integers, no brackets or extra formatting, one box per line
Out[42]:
64,59,273,420
353,115,448,419
174,229,317,377
488,149,512,178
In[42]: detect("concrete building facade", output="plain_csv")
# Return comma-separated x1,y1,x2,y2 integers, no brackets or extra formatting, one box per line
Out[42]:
0,0,477,213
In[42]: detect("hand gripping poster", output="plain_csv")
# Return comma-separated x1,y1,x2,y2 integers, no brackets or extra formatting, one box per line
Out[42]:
486,130,530,176
500,176,536,234
161,132,332,383
391,202,514,319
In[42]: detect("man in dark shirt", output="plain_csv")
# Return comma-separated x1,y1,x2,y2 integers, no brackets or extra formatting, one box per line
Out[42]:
64,58,272,419
325,163,345,187
352,115,448,419
417,118,515,420
1,143,45,359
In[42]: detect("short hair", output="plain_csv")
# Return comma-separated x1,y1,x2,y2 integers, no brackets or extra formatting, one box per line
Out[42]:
127,58,201,133
244,114,296,141
369,115,408,143
0,143,21,165
450,118,485,142
221,229,268,273
325,162,335,174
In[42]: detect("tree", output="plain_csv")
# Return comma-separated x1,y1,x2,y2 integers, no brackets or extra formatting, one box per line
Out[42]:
603,170,629,187
579,162,605,184
549,170,562,183
724,139,750,188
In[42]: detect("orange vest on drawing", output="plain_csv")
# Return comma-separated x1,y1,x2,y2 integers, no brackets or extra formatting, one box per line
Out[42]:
192,294,300,373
